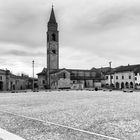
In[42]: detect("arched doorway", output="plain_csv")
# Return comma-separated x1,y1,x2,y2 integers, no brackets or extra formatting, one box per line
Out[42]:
121,82,124,89
13,85,15,90
0,81,3,91
116,82,120,89
130,82,133,88
125,82,129,88
84,81,87,88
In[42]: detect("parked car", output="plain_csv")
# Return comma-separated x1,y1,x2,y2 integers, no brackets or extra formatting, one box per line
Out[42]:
102,88,112,92
123,88,133,93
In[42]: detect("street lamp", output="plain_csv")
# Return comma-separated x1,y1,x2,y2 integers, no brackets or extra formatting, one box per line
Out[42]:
109,61,112,87
32,60,34,91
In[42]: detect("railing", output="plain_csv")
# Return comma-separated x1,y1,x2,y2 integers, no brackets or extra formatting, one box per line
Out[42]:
70,76,99,80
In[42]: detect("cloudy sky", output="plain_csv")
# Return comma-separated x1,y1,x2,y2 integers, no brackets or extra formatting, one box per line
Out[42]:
0,0,140,77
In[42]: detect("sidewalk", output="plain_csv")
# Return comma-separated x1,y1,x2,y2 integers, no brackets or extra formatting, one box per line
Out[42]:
0,128,25,140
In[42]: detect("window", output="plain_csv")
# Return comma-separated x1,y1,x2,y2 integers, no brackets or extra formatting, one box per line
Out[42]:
91,72,95,77
16,80,18,85
71,72,75,76
106,76,108,80
43,80,45,84
116,76,118,80
78,72,84,76
85,72,90,77
63,73,66,79
52,33,56,41
135,77,137,80
111,76,113,79
52,50,56,54
122,76,124,79
129,76,131,79
135,73,137,76
0,76,2,80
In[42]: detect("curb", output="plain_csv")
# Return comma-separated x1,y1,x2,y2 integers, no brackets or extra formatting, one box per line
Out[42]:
0,128,25,140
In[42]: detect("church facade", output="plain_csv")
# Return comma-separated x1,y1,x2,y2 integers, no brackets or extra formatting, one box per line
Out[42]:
37,7,103,89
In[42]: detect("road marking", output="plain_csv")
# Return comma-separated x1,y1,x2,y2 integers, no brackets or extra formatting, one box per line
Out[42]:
0,110,121,140
0,128,25,140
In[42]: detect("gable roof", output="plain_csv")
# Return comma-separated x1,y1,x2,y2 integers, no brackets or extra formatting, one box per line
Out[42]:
115,64,140,73
37,68,47,75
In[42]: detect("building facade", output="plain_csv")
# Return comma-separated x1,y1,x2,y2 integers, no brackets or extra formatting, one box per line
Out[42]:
105,65,140,89
0,69,37,91
37,68,102,89
0,69,9,91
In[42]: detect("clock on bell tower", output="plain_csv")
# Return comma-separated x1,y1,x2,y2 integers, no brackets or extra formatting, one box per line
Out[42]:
47,6,59,70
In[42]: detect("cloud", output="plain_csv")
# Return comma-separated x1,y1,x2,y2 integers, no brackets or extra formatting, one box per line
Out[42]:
0,50,44,57
58,1,140,68
0,0,49,47
72,4,140,35
0,0,140,76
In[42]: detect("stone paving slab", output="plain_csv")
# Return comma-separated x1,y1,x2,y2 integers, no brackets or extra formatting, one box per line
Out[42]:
0,111,110,140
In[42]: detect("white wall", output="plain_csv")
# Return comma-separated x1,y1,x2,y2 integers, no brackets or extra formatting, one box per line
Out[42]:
105,71,135,88
114,72,135,88
135,73,140,85
105,74,115,85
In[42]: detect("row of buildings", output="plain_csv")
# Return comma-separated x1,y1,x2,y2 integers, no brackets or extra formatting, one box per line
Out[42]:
1,64,140,91
105,65,140,89
0,69,37,91
37,7,140,90
37,64,140,90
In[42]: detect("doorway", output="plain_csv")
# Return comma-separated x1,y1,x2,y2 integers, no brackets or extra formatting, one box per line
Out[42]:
0,81,3,91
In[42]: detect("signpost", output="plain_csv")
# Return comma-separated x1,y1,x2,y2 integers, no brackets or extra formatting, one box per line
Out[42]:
32,60,34,91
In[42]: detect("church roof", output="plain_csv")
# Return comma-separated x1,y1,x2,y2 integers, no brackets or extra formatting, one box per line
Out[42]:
37,68,47,75
37,68,94,75
50,68,94,74
48,7,57,24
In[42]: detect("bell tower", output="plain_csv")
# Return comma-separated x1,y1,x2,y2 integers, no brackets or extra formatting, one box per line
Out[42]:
47,6,59,70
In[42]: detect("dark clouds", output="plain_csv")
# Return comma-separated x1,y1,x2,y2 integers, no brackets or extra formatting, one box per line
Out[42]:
0,0,140,76
0,0,48,47
72,4,140,35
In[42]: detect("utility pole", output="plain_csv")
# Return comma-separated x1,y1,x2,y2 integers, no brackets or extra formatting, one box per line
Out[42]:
109,61,112,87
32,60,34,91
5,69,8,91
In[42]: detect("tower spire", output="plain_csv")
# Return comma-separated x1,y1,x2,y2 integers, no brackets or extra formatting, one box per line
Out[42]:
48,6,57,24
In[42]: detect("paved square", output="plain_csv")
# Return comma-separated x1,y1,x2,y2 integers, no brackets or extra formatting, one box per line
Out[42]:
0,90,139,140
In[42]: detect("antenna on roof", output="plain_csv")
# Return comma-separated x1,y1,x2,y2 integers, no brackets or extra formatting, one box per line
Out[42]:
52,0,54,8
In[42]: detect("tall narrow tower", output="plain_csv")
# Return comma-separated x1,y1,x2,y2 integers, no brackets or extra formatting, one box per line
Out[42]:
47,6,59,70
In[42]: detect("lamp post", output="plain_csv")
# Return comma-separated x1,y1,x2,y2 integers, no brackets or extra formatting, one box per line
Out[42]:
109,61,112,87
5,69,8,91
32,60,34,91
